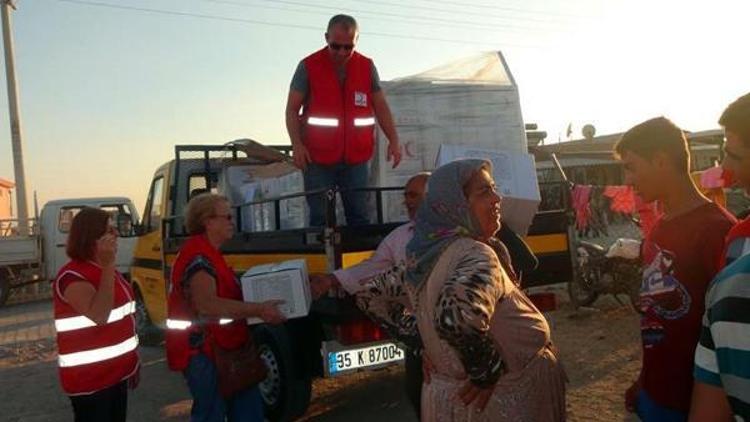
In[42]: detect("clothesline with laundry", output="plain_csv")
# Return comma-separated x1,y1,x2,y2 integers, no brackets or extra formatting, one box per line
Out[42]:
569,166,729,238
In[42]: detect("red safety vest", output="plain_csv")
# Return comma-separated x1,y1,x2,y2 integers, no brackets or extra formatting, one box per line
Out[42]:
723,217,750,267
301,47,377,165
53,260,140,396
165,234,249,371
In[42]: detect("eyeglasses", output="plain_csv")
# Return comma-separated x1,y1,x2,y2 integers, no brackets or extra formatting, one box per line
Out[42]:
212,214,233,222
329,43,354,51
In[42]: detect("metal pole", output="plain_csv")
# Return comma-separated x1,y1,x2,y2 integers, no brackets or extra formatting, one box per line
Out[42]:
1,0,29,235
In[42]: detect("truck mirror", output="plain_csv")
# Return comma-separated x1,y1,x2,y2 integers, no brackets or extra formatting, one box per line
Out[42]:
116,213,134,237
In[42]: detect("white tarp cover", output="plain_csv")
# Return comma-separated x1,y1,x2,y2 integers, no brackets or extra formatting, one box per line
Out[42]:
388,51,515,86
370,51,531,224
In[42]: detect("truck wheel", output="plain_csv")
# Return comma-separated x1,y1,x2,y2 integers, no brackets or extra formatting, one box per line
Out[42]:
134,288,162,346
0,275,10,307
255,325,312,422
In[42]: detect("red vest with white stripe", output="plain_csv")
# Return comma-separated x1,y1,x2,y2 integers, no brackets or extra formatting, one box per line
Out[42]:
53,260,139,396
165,235,249,371
302,48,376,165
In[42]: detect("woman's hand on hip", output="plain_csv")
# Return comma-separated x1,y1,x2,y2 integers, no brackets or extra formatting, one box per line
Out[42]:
458,380,494,412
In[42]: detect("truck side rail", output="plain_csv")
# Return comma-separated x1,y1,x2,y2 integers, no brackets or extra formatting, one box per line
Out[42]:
0,218,42,268
234,186,405,230
161,184,406,271
0,217,39,237
171,143,406,226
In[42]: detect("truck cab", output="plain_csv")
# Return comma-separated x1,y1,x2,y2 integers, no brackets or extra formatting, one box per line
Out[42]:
40,197,139,279
0,197,138,307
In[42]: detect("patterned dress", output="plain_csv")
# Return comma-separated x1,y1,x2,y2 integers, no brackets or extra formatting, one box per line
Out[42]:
357,238,567,421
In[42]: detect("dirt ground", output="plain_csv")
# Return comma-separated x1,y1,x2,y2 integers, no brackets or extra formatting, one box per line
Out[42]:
299,291,643,422
552,296,641,422
0,290,642,421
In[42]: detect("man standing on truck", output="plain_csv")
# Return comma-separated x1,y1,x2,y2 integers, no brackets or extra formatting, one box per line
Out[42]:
690,92,750,421
285,14,402,227
616,117,736,421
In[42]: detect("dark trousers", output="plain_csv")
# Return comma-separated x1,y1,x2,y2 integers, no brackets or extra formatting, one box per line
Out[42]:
69,381,127,422
183,353,264,422
404,348,423,420
303,162,370,226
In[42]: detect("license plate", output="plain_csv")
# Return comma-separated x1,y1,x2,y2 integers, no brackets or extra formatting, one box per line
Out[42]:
327,342,404,375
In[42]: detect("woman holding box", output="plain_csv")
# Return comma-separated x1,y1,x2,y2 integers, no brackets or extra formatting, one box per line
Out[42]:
165,193,285,422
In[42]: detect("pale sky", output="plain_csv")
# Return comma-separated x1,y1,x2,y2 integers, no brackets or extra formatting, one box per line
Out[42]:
0,0,747,214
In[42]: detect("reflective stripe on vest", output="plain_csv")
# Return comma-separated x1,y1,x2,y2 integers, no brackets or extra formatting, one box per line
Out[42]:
166,318,233,330
353,117,376,127
58,335,139,368
55,301,136,333
307,117,339,127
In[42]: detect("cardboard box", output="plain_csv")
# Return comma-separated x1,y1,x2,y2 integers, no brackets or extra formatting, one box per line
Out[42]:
220,162,308,231
434,144,541,236
240,259,312,325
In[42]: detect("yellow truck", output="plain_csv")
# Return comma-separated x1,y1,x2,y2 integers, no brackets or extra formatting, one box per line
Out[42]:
128,143,574,421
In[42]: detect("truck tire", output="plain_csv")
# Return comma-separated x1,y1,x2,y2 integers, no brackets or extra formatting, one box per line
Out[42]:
255,325,312,422
134,287,162,346
0,275,10,307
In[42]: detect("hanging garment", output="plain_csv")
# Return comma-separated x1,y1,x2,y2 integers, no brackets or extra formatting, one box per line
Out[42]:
693,169,727,208
603,185,636,214
587,185,610,237
572,185,593,231
699,166,725,189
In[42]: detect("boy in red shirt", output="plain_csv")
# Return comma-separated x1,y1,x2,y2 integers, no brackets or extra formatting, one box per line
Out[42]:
615,117,736,421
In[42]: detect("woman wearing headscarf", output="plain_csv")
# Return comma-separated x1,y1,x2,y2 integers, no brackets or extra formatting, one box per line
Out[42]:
355,159,566,421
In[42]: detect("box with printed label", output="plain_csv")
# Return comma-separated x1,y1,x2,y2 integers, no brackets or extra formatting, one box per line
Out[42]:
240,259,312,325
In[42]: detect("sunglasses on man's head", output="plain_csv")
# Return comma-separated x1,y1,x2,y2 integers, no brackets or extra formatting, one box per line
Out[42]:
329,43,354,51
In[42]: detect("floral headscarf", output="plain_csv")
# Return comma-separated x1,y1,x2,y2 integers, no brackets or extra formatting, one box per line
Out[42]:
405,159,492,289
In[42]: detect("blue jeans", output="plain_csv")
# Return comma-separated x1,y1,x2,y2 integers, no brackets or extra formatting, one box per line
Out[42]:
636,390,687,422
183,353,264,422
304,162,370,226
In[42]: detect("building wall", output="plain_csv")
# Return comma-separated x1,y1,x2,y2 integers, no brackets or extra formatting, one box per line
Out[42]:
0,186,11,220
691,149,722,172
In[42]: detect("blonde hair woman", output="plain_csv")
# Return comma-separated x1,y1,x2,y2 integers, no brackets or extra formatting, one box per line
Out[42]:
165,193,285,421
